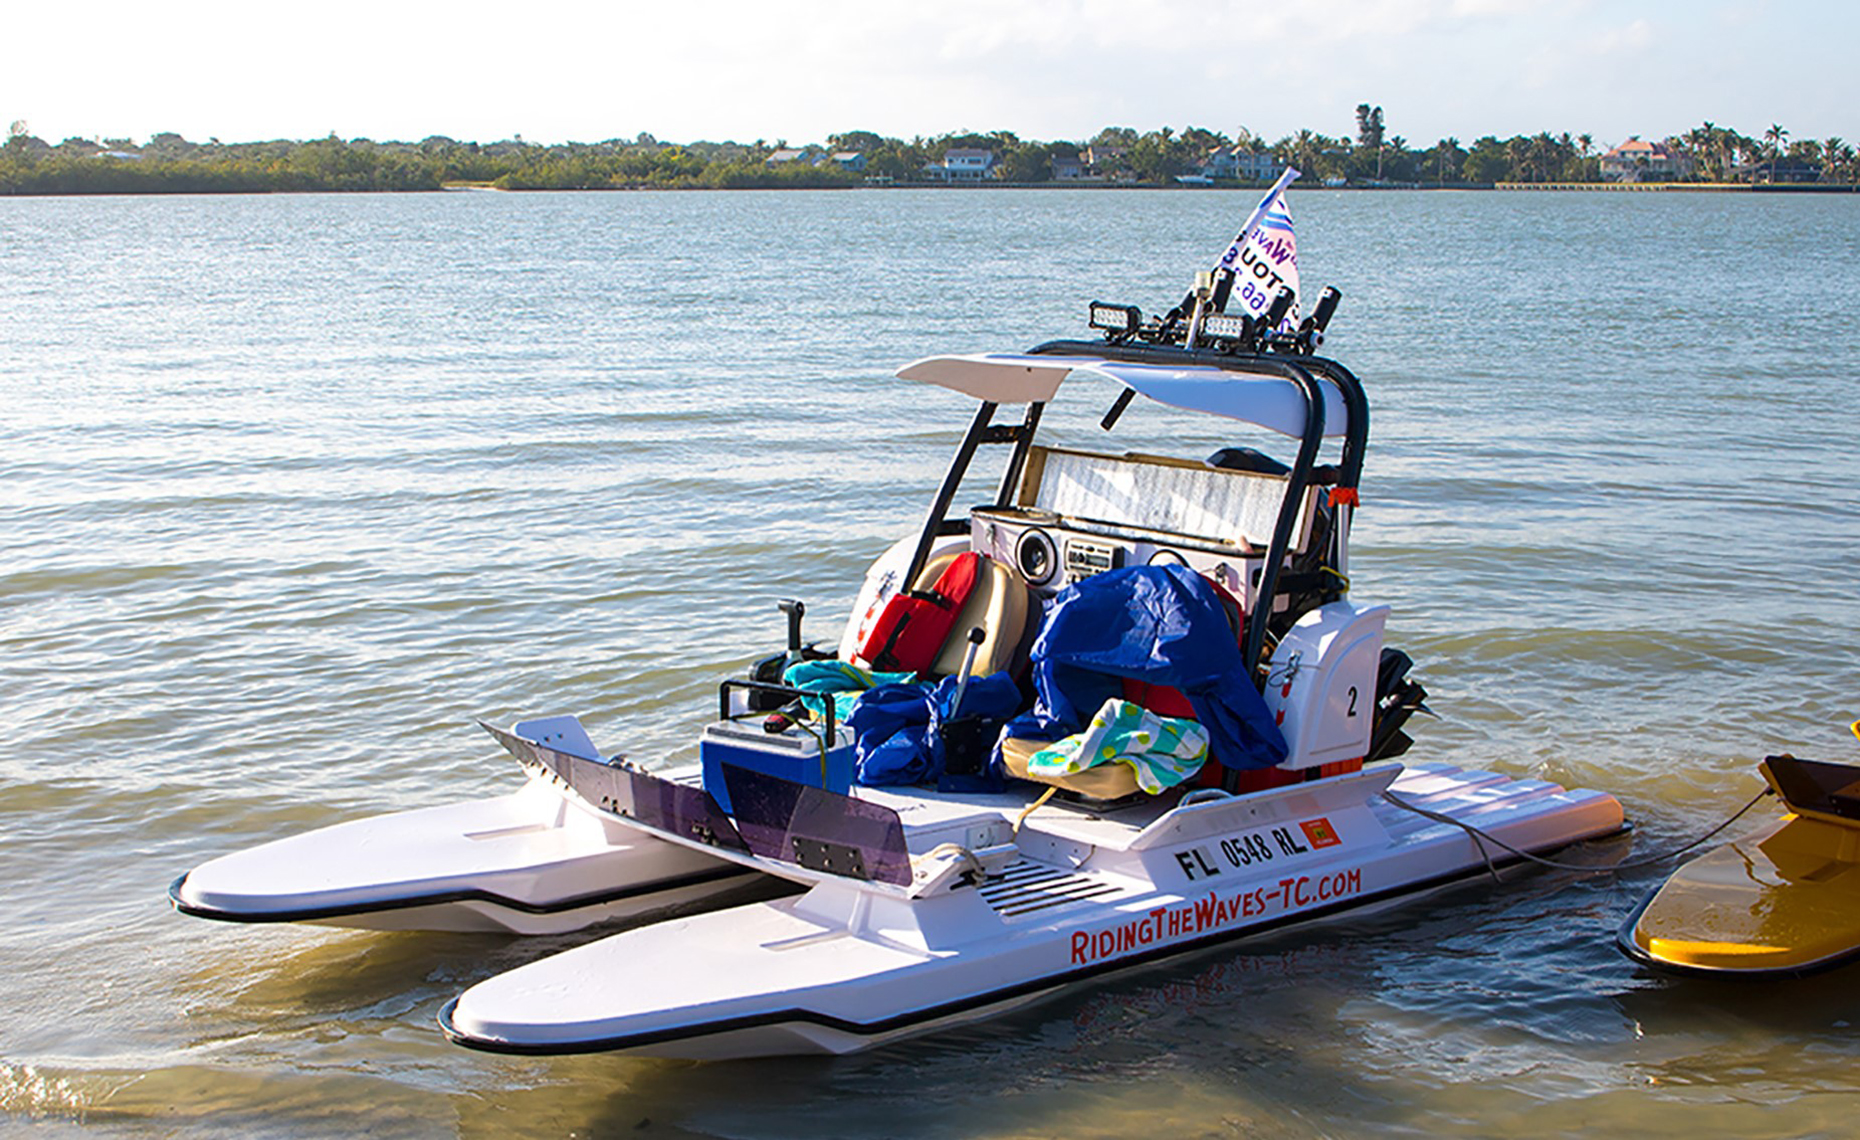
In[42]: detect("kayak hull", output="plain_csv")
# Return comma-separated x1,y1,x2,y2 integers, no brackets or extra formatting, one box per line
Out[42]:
1618,810,1860,979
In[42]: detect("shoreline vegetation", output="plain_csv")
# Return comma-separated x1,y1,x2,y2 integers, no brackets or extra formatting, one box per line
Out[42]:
4,118,1856,196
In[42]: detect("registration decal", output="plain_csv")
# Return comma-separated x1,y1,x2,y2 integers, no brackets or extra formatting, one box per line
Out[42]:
1171,817,1343,883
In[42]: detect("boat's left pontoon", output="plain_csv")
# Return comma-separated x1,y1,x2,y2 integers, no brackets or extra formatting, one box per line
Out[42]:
169,716,764,935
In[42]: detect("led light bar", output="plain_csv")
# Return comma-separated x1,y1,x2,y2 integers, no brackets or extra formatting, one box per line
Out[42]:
1199,313,1252,341
1088,301,1141,334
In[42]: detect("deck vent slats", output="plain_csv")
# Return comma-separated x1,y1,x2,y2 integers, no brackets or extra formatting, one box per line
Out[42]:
980,861,1123,917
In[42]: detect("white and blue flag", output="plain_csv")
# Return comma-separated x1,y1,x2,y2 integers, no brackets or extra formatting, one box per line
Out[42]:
1212,168,1301,333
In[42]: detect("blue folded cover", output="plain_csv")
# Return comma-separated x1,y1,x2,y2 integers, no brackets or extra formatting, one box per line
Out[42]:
846,672,1022,786
1006,564,1288,771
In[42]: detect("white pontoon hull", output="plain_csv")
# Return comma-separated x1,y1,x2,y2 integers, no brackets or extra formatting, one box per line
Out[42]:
170,771,762,935
440,762,1622,1058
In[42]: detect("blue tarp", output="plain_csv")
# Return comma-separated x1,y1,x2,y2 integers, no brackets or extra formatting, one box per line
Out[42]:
846,672,1023,786
1005,564,1288,771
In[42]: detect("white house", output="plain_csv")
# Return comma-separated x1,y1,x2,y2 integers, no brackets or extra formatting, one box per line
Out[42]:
1600,137,1692,182
1191,146,1280,182
941,148,996,180
1202,147,1239,179
1235,149,1280,181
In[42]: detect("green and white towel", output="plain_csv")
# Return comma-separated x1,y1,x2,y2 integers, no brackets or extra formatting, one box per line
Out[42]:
1026,698,1210,794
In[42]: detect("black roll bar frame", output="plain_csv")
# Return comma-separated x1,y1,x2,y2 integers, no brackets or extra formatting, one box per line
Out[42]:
897,340,1370,691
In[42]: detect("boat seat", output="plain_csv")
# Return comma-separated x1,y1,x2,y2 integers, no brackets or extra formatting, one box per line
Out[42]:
999,736,1141,802
910,552,1032,678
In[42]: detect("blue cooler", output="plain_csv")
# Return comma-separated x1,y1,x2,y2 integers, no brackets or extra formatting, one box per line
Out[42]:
700,680,855,814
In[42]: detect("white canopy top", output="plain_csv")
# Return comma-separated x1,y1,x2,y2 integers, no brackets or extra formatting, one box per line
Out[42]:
895,353,1351,439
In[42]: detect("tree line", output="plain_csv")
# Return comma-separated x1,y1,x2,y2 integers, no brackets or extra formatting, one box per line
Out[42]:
3,114,1853,195
0,128,856,194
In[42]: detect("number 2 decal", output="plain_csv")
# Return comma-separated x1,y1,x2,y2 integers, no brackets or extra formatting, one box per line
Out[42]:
1346,686,1359,716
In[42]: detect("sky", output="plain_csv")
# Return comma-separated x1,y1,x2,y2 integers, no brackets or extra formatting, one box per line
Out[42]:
7,0,1855,149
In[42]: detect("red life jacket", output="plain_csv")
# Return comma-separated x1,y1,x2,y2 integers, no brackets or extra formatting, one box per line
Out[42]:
857,551,984,676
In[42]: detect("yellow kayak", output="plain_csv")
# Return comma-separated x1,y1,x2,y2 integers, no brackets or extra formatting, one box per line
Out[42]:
1619,750,1860,978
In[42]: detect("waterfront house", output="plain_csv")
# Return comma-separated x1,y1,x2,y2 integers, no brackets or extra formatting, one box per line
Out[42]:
1600,137,1693,182
765,148,807,164
1235,149,1279,181
1188,146,1279,183
1201,147,1239,179
1051,153,1085,180
829,151,866,172
941,148,997,180
1085,144,1129,179
1735,156,1823,183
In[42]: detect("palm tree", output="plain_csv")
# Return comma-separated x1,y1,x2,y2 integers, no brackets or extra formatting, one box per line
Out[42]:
1506,135,1529,181
1726,129,1757,180
1436,137,1460,183
1703,123,1732,181
1289,129,1324,178
1354,104,1384,178
1823,137,1845,183
1764,123,1788,183
1795,139,1824,182
1680,124,1709,178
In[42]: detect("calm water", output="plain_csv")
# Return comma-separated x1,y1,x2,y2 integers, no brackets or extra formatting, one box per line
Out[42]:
2,187,1858,1138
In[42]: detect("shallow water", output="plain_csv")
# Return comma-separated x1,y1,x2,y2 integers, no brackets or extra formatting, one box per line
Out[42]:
2,187,1858,1137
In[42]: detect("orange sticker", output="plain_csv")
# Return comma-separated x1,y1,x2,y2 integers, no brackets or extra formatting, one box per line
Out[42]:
1299,817,1341,848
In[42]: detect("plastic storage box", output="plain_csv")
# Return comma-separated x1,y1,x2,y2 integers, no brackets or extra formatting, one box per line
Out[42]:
699,719,855,813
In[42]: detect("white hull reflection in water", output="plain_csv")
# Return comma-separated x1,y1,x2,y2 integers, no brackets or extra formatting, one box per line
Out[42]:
3,189,1859,1136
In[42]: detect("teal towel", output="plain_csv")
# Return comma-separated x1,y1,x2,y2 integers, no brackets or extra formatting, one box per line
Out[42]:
782,659,918,720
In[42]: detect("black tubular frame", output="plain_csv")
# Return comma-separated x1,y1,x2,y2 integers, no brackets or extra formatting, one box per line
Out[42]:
902,400,997,589
1027,340,1368,679
1026,339,1369,499
898,341,1370,686
901,400,1046,590
993,401,1046,506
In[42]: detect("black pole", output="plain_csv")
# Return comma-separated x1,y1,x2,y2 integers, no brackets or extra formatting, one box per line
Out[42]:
1239,360,1325,679
903,401,998,590
994,402,1045,505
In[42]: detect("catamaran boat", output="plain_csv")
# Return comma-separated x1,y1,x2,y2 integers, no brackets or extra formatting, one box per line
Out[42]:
172,199,1625,1059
